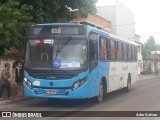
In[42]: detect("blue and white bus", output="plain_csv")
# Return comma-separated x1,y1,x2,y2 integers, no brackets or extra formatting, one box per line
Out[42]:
23,23,138,103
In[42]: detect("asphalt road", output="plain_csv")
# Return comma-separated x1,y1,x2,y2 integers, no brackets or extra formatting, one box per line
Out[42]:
1,76,160,120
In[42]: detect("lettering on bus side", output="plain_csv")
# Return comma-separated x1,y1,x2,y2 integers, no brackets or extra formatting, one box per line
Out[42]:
111,67,116,71
123,66,128,70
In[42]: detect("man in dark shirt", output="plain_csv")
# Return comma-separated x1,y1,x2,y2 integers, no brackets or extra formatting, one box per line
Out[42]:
12,57,24,97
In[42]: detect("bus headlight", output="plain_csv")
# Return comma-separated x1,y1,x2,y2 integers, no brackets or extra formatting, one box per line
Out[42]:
24,77,32,89
24,77,27,82
72,79,86,90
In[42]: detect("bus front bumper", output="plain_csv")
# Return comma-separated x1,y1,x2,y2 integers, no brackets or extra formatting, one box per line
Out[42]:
23,82,89,99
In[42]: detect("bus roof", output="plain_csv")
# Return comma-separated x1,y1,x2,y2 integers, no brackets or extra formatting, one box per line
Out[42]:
34,23,80,26
85,25,138,46
32,23,138,46
109,33,138,46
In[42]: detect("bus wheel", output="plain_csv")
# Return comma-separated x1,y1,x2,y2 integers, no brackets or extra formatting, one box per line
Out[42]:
125,75,131,92
96,80,104,103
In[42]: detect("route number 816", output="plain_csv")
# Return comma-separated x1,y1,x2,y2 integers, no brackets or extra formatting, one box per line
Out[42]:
51,28,61,34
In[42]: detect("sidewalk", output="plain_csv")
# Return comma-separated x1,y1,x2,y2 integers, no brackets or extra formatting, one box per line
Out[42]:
138,73,160,80
0,82,30,105
0,96,30,105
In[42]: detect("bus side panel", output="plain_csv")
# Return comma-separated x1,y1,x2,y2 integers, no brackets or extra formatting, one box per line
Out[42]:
109,62,123,92
98,62,110,93
131,62,138,84
88,62,110,98
88,66,98,98
123,62,138,88
109,62,138,92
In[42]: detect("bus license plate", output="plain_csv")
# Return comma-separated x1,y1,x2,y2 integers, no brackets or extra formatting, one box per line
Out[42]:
46,90,56,95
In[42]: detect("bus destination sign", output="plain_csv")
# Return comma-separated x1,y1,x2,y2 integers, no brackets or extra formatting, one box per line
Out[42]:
28,25,85,36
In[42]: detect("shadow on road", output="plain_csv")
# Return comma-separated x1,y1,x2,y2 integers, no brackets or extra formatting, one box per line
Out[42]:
26,88,130,109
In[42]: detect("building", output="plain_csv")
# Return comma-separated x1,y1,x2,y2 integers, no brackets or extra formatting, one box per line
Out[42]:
96,0,135,41
148,51,160,73
73,14,112,33
134,34,143,74
74,1,143,75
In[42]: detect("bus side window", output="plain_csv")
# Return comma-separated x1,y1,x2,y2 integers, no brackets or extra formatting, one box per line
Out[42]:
107,38,111,60
126,44,129,61
134,46,137,61
131,46,134,61
89,40,98,60
111,39,116,61
117,42,123,61
100,37,107,61
128,45,132,61
123,43,127,61
89,32,98,72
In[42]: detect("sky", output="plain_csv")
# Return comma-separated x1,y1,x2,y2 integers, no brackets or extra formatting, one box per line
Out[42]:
96,0,160,44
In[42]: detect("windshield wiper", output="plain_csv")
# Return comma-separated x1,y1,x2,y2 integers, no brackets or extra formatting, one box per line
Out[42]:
55,41,60,60
54,36,72,60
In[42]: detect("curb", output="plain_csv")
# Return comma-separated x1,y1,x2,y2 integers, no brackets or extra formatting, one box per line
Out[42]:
138,75,160,81
0,97,31,105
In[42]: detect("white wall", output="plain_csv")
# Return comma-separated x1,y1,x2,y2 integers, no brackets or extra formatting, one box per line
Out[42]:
97,6,116,34
97,1,135,41
137,44,143,74
151,61,155,73
115,1,135,41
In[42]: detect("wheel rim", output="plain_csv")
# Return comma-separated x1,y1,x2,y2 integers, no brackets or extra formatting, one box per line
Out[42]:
98,82,103,102
128,80,131,90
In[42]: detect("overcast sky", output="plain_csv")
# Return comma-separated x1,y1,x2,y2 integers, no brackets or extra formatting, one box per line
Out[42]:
96,0,160,43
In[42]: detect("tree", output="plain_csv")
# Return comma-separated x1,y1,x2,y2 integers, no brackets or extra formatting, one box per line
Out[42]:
145,36,156,51
18,0,97,23
155,44,160,50
0,0,33,55
142,36,160,60
141,44,148,60
0,0,97,55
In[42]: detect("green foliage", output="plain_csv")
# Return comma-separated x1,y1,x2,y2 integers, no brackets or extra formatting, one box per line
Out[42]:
145,36,156,51
18,0,97,23
141,44,148,60
0,0,97,55
142,36,160,60
0,0,33,54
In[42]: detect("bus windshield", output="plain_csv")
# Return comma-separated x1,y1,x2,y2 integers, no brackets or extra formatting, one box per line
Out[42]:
25,38,87,70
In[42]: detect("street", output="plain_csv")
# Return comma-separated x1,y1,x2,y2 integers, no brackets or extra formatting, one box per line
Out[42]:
1,76,160,120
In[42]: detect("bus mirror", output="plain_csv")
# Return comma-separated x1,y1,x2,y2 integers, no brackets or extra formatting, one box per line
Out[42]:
83,45,87,53
83,45,86,50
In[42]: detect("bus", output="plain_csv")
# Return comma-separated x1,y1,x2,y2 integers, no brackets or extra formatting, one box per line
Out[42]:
23,23,138,103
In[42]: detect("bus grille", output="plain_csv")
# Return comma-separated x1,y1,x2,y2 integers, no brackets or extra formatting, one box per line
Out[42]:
27,70,78,80
34,89,69,95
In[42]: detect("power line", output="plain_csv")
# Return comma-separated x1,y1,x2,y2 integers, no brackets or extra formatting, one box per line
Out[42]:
140,32,160,38
108,23,136,28
107,23,160,38
125,32,160,40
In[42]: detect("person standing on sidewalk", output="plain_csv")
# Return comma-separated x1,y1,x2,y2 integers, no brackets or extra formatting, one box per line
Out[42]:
12,56,24,97
0,63,12,100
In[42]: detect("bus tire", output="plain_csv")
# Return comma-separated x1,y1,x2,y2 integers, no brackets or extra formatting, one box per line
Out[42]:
95,80,106,103
125,74,131,92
